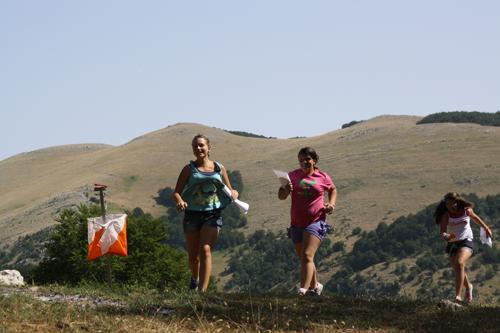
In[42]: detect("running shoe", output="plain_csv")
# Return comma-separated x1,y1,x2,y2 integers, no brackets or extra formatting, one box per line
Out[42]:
189,277,199,290
298,288,308,296
305,282,324,296
314,282,324,296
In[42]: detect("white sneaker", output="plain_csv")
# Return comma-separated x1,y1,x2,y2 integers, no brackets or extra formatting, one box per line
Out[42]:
298,288,308,296
314,282,324,296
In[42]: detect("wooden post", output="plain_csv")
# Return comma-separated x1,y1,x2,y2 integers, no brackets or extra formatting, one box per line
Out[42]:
94,184,112,286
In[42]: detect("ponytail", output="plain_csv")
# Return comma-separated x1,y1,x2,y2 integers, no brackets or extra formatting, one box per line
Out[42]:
433,200,447,225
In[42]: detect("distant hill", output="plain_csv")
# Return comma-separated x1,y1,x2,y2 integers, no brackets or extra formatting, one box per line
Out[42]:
1,116,500,250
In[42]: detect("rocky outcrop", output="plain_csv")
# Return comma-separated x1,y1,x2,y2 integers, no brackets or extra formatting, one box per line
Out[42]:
0,269,25,286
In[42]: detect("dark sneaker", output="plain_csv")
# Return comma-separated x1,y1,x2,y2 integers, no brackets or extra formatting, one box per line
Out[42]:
189,277,199,290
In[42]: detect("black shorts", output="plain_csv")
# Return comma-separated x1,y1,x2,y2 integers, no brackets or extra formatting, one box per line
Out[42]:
183,209,223,232
446,239,474,256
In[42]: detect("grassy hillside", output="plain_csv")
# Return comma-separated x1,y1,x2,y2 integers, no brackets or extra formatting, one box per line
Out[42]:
2,284,500,333
1,116,500,247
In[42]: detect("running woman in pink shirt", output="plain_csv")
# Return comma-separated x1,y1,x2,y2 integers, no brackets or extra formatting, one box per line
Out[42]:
278,147,337,296
434,192,493,303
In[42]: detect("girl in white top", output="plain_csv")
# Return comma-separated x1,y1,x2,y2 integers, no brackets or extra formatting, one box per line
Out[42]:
434,192,493,303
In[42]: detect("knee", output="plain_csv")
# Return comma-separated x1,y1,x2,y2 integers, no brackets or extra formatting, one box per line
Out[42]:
452,260,466,270
301,250,315,263
200,244,212,260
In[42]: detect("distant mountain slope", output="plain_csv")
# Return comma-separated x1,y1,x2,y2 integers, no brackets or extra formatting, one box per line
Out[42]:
1,116,500,246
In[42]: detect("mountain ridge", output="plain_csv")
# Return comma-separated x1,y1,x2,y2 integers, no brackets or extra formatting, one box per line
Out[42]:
1,115,500,247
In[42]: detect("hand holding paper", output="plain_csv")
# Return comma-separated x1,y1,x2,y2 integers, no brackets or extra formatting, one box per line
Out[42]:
273,169,292,189
223,185,250,214
480,227,493,247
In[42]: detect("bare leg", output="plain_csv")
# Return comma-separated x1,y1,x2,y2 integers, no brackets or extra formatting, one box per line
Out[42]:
451,248,472,300
294,242,317,290
184,230,201,280
463,271,472,289
198,225,219,291
300,232,321,290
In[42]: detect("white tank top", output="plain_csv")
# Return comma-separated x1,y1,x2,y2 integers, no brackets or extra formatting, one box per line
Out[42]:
447,208,473,242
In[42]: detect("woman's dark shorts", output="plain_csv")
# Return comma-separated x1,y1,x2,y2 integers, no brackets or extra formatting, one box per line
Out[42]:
446,239,474,256
287,220,332,244
183,209,223,233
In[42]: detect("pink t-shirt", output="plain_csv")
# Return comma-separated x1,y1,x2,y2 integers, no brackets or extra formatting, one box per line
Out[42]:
289,168,335,228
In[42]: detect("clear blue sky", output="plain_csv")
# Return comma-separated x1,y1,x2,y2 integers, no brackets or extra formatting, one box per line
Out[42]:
1,1,499,161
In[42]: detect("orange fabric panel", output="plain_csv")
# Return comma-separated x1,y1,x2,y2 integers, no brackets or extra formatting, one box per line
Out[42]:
106,222,127,257
88,228,105,261
87,214,128,261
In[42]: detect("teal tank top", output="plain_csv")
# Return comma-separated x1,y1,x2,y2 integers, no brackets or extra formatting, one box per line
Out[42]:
182,161,232,211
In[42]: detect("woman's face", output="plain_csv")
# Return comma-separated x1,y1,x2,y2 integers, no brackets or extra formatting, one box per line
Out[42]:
445,199,459,212
298,154,316,172
192,138,210,159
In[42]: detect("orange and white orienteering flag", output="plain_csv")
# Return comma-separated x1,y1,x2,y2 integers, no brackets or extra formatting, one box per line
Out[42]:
87,214,128,261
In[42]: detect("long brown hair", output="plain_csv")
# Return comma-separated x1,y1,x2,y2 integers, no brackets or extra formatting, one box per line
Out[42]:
433,192,473,224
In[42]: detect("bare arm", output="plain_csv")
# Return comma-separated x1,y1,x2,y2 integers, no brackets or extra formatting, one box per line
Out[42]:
278,182,292,200
324,186,337,214
469,209,493,238
172,165,190,212
439,214,453,241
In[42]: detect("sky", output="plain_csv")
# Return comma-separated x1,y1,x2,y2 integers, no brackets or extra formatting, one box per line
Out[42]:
1,1,499,161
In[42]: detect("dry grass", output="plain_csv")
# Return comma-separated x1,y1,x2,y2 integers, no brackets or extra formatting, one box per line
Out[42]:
2,116,500,247
1,284,500,333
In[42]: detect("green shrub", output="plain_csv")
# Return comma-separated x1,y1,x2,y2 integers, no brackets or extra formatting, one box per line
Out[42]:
417,111,500,127
34,204,189,290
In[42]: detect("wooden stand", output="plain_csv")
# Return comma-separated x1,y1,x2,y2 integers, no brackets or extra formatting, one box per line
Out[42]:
94,184,112,286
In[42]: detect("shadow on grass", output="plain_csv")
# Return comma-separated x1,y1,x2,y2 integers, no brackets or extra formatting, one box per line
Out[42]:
99,292,500,332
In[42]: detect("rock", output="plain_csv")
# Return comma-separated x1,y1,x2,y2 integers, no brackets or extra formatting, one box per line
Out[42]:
438,299,464,311
0,270,25,286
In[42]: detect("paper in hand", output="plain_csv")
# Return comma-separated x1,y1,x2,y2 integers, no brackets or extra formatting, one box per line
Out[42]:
480,227,493,247
273,169,291,187
222,185,250,214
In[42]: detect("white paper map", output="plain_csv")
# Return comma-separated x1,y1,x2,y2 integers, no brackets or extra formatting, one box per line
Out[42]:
273,169,291,187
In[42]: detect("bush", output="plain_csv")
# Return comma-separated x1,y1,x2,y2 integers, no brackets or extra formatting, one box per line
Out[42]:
332,241,346,253
416,254,441,271
224,231,301,293
34,204,190,290
417,111,500,127
352,227,362,236
341,120,364,129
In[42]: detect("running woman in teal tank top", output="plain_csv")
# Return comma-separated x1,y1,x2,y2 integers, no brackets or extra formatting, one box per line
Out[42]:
173,134,239,291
